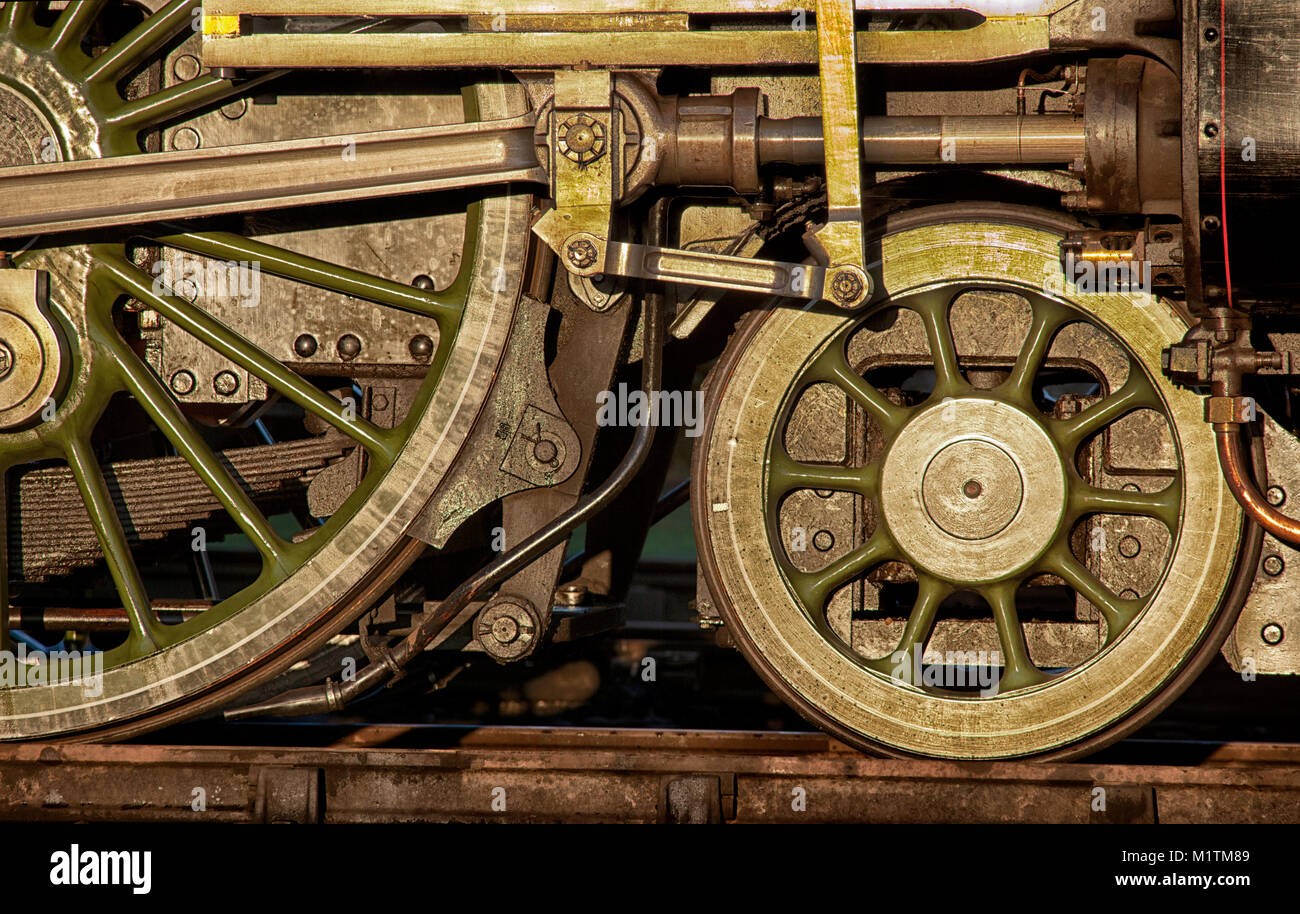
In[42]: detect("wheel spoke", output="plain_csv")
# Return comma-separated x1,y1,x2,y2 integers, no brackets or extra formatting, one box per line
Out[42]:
93,319,293,573
809,346,906,432
0,1,33,32
41,0,108,52
908,289,964,396
105,71,281,131
81,0,194,85
867,573,950,684
983,578,1048,692
61,435,163,653
95,254,398,460
786,529,894,613
1001,298,1073,404
1052,368,1158,454
1042,543,1144,642
158,231,462,328
768,452,877,500
1069,478,1182,530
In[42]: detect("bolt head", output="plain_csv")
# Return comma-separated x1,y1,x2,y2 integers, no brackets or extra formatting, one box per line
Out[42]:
827,267,868,308
1264,554,1285,576
293,333,318,358
213,370,240,396
169,369,196,396
0,340,13,381
1118,535,1142,558
1267,486,1286,507
1262,623,1285,646
532,437,559,465
337,333,362,361
566,239,599,271
408,333,434,361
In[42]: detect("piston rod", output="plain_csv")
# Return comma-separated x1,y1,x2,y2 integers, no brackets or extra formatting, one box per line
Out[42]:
758,114,1086,166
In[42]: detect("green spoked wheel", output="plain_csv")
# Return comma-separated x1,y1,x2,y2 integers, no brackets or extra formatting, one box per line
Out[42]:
0,1,531,738
694,210,1247,760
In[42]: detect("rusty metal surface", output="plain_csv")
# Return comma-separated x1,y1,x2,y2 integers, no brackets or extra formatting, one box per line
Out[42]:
1,728,1298,823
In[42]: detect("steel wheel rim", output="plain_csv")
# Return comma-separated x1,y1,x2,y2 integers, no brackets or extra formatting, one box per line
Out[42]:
695,216,1243,759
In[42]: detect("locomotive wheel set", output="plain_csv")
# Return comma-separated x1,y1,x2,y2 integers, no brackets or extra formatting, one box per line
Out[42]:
0,0,1295,762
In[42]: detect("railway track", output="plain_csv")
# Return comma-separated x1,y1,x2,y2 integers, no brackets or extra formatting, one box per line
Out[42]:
1,727,1297,824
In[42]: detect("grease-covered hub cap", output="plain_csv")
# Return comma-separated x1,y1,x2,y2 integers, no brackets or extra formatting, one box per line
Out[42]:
881,398,1065,584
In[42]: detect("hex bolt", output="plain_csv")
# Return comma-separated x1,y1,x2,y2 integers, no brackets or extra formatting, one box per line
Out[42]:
1262,623,1285,646
1267,486,1286,507
408,334,434,361
1118,535,1141,558
411,274,435,290
812,529,835,552
337,333,362,361
293,333,318,358
1263,554,1285,576
169,369,196,396
213,370,240,396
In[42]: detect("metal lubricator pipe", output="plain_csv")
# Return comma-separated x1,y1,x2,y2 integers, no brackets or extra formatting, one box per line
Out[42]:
1215,423,1300,546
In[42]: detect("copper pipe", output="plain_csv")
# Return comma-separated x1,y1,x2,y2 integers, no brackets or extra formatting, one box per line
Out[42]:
1215,424,1300,545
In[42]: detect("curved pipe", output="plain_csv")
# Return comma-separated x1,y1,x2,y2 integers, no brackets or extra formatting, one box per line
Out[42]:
227,275,666,720
1215,424,1300,545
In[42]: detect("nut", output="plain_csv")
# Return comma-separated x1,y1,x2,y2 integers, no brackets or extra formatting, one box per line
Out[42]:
475,599,541,661
566,238,599,271
557,114,607,164
555,582,587,607
1204,396,1256,425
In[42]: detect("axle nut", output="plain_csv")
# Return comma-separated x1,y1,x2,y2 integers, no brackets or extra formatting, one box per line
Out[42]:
476,598,542,662
827,266,869,309
566,238,599,272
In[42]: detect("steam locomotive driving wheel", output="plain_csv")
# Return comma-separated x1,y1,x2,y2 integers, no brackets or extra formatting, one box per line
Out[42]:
0,1,530,739
694,211,1248,760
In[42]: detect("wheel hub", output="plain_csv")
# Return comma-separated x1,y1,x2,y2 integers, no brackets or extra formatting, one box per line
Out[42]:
880,397,1066,585
0,272,65,429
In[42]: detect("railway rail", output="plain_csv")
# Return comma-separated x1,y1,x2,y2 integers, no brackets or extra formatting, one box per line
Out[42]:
1,727,1297,824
